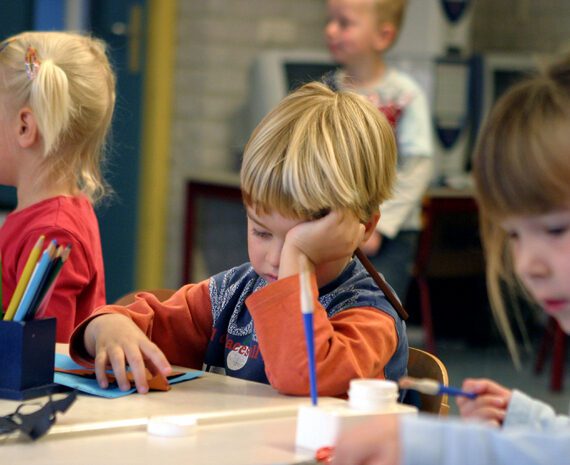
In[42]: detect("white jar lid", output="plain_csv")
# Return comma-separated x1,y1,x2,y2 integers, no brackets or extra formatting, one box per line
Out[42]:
348,379,398,411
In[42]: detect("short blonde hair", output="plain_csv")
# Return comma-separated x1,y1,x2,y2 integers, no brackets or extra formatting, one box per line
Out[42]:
373,0,408,32
473,54,570,366
0,31,116,202
241,82,397,223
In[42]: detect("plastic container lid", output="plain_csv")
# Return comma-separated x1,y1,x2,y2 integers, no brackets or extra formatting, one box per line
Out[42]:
348,379,398,411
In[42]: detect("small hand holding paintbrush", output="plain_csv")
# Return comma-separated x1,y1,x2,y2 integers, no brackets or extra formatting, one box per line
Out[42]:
399,376,477,399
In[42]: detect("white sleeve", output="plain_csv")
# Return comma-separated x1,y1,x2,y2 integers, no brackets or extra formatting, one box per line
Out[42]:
401,411,570,465
504,389,570,430
377,156,433,238
396,83,433,158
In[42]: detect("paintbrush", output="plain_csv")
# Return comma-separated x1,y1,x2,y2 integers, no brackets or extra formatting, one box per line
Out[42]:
399,376,477,399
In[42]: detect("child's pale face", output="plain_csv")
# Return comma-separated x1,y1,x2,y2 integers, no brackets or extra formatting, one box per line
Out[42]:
325,0,383,66
502,210,570,333
247,208,350,287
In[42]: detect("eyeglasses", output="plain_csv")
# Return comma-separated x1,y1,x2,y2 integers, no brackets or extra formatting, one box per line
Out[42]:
0,390,77,441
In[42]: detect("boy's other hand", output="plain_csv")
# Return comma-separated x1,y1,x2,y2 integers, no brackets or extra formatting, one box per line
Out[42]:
84,313,172,393
456,378,512,427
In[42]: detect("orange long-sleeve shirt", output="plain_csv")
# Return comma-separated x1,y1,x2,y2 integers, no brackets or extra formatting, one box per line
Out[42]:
70,262,406,397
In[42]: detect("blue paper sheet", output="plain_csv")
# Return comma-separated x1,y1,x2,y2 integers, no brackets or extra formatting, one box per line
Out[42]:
54,354,204,398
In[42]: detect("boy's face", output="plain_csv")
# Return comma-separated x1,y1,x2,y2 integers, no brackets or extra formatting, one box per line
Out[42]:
502,210,570,333
246,208,350,287
325,0,386,66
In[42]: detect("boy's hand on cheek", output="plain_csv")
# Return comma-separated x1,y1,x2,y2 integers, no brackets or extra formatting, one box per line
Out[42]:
85,313,172,394
282,210,365,268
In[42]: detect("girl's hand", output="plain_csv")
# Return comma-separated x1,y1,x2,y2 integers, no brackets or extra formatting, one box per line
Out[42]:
456,378,512,427
332,415,401,465
84,313,172,393
283,209,365,266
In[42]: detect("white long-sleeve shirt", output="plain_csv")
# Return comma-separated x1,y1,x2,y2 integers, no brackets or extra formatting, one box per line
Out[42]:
401,389,570,465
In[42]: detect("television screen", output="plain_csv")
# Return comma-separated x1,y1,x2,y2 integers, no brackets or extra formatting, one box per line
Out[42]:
284,62,339,92
493,69,533,101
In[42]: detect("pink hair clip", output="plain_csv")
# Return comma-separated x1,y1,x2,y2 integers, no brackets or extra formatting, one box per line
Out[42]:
25,46,41,80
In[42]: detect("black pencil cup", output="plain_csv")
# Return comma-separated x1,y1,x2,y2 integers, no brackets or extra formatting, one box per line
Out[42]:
0,318,58,400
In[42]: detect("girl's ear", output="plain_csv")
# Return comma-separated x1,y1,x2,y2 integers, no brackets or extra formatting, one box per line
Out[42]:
16,107,40,149
362,211,381,242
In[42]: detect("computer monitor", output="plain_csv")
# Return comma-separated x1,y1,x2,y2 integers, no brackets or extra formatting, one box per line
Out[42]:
246,50,339,136
471,53,542,147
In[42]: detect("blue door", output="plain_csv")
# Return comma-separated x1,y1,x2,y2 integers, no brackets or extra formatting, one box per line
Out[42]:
90,1,146,301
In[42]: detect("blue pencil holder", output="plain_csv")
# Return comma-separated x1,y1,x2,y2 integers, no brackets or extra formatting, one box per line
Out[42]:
0,318,58,400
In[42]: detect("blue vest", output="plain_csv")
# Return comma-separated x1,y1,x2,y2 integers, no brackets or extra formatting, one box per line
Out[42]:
203,259,408,384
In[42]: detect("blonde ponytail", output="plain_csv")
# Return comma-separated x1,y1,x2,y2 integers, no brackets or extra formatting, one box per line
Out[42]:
30,57,73,157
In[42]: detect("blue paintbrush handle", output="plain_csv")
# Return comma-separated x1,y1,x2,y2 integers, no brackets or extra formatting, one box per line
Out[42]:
302,313,318,406
439,385,477,399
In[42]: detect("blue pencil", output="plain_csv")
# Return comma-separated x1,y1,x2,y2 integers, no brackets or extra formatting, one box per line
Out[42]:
399,376,477,399
13,240,57,321
300,255,318,406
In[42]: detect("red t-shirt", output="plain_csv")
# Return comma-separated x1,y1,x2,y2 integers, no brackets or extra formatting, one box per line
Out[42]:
0,196,106,341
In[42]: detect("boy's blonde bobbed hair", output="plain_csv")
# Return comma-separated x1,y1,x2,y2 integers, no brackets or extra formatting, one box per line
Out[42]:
473,54,570,366
241,82,397,223
0,31,116,202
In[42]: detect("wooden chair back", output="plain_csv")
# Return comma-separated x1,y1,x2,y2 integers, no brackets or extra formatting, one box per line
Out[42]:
406,347,450,415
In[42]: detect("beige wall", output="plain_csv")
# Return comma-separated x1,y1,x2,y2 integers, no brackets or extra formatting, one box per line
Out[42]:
164,0,570,287
472,0,570,53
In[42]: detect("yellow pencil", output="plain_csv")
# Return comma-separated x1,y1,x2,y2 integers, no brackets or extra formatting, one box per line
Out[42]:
3,235,45,320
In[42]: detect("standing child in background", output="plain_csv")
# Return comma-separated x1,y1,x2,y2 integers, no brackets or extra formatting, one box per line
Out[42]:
68,82,409,397
331,55,570,465
0,32,116,341
325,0,433,299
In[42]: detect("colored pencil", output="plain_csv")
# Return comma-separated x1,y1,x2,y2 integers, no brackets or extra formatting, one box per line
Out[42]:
13,240,57,321
398,376,477,399
34,244,71,319
300,255,318,406
3,235,45,320
25,244,62,319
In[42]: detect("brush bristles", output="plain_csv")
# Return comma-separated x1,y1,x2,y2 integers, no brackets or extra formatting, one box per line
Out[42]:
398,376,440,395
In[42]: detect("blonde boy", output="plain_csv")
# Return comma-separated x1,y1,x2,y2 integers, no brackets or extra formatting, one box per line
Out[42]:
325,0,434,299
69,82,408,396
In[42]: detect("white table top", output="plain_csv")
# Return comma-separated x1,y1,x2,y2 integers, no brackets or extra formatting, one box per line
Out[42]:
0,348,343,464
1,415,305,465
